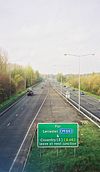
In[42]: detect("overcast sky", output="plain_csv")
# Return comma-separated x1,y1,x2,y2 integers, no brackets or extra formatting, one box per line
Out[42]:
0,0,100,74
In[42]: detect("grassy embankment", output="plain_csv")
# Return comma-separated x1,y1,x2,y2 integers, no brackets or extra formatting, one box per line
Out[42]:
25,122,100,172
0,90,26,113
63,82,100,100
0,82,41,113
83,91,100,100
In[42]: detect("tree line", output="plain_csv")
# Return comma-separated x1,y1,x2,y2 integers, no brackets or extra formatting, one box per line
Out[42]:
0,51,41,103
57,73,100,96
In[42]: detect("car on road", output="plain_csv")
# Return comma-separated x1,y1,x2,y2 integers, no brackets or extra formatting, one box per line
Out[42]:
80,92,85,95
72,88,75,91
27,89,34,96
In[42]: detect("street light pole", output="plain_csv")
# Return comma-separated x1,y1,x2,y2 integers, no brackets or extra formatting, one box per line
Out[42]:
64,53,95,111
61,74,63,94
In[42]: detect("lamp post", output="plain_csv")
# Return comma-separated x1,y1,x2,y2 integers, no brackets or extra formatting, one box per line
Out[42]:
61,74,63,94
64,53,95,110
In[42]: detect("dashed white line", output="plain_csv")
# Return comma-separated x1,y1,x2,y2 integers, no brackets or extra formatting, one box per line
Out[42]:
9,91,49,172
7,122,10,127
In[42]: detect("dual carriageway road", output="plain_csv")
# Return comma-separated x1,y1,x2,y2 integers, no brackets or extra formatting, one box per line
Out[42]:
0,82,48,172
53,82,100,119
0,81,99,172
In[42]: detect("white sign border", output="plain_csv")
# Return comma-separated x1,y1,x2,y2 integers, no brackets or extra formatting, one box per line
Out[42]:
37,123,79,148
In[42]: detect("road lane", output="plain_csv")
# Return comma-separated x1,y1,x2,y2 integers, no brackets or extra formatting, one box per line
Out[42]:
52,82,100,119
0,82,48,172
70,91,100,118
24,84,85,172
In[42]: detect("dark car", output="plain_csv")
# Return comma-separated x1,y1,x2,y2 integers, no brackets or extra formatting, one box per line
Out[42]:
72,89,75,91
27,89,34,96
80,92,85,95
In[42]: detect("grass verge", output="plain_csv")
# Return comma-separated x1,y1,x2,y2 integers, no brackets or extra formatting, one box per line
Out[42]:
62,82,100,100
84,91,100,100
0,90,26,113
25,122,100,172
0,81,41,114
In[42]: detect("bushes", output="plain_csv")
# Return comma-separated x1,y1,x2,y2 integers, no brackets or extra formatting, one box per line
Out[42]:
67,73,100,96
0,50,41,104
57,73,100,96
0,74,11,102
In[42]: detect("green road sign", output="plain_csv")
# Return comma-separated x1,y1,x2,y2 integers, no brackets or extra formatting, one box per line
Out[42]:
37,123,79,148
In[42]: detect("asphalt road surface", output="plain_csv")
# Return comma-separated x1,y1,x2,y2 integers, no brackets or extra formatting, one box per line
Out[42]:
52,81,100,119
0,82,48,172
24,83,84,172
0,80,99,172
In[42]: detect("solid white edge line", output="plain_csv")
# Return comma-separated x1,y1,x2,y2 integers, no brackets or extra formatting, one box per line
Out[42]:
21,127,37,172
0,82,41,117
54,87,100,128
7,122,10,127
8,91,48,172
68,96,100,122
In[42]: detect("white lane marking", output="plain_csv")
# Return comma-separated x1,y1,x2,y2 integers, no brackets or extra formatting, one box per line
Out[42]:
7,122,10,127
55,88,100,128
16,114,18,117
9,91,49,172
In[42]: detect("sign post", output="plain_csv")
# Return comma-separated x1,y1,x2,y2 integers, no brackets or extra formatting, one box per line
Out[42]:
37,123,79,148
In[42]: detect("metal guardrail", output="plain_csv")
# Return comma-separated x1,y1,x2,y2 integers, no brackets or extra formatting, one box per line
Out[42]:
53,86,100,128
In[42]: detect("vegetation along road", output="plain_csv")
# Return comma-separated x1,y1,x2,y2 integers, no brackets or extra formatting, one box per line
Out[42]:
24,83,100,172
